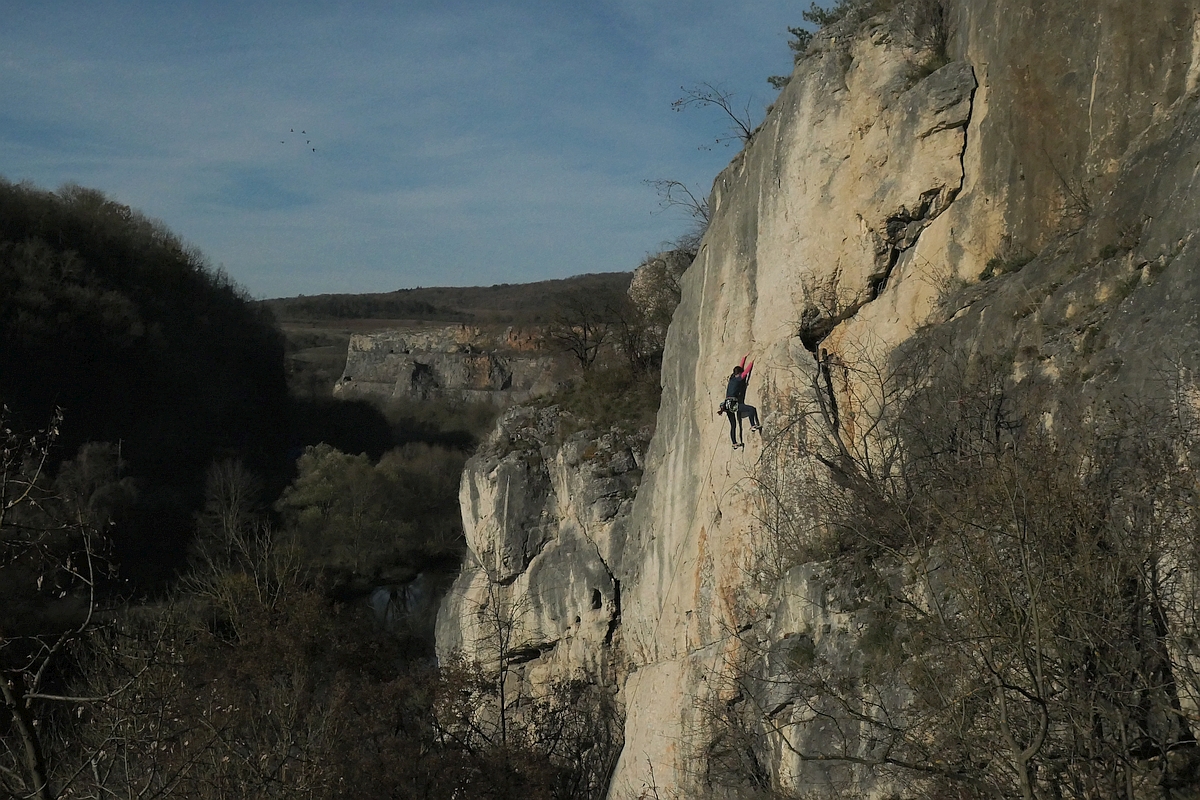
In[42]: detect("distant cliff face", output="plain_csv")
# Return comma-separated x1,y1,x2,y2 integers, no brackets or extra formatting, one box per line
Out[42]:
334,325,569,406
437,0,1200,797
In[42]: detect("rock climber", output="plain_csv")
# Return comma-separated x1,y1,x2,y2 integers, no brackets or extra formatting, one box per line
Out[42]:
719,354,761,449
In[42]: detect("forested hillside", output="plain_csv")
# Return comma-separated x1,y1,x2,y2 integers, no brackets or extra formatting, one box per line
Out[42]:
0,180,292,582
0,178,640,800
265,272,632,325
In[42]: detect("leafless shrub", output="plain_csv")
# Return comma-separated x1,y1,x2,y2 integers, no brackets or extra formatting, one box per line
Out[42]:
673,83,759,149
0,409,129,800
718,340,1200,798
646,179,710,257
897,0,949,61
443,579,623,800
546,291,617,372
981,233,1036,280
1043,145,1094,227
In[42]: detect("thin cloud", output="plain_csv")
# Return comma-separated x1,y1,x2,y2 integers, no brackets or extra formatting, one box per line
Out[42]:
0,1,805,297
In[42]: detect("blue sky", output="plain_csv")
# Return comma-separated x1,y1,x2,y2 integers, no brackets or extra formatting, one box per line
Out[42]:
2,1,806,298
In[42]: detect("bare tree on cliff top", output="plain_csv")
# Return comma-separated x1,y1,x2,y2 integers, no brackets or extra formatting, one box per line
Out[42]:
673,82,758,148
646,179,710,256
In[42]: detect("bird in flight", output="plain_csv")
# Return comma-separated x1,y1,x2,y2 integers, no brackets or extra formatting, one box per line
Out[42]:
282,128,317,153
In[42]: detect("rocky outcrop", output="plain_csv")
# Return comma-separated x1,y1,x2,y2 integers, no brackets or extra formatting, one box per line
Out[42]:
436,405,645,694
607,1,1200,796
334,325,569,406
628,250,691,334
436,1,1200,797
610,15,981,794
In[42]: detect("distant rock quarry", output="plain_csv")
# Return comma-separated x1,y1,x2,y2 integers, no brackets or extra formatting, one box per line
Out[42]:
334,325,570,406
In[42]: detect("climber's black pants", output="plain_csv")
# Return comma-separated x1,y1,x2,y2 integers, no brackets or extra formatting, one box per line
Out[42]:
726,401,759,444
741,403,759,430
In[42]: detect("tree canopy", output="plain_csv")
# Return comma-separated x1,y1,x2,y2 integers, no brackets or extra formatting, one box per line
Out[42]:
0,179,291,582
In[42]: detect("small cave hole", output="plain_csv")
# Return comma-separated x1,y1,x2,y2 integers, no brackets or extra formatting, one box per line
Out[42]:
591,589,603,610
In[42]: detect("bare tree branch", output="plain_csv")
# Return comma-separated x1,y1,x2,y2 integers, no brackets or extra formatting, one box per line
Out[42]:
672,83,759,148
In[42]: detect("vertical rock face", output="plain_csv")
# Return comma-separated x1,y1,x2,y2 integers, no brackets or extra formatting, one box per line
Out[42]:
436,405,645,695
437,1,1200,797
607,1,1200,797
611,15,979,794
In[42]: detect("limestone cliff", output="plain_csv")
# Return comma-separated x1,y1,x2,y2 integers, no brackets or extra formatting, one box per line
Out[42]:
335,325,569,406
436,405,645,695
438,0,1200,797
610,0,1200,796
